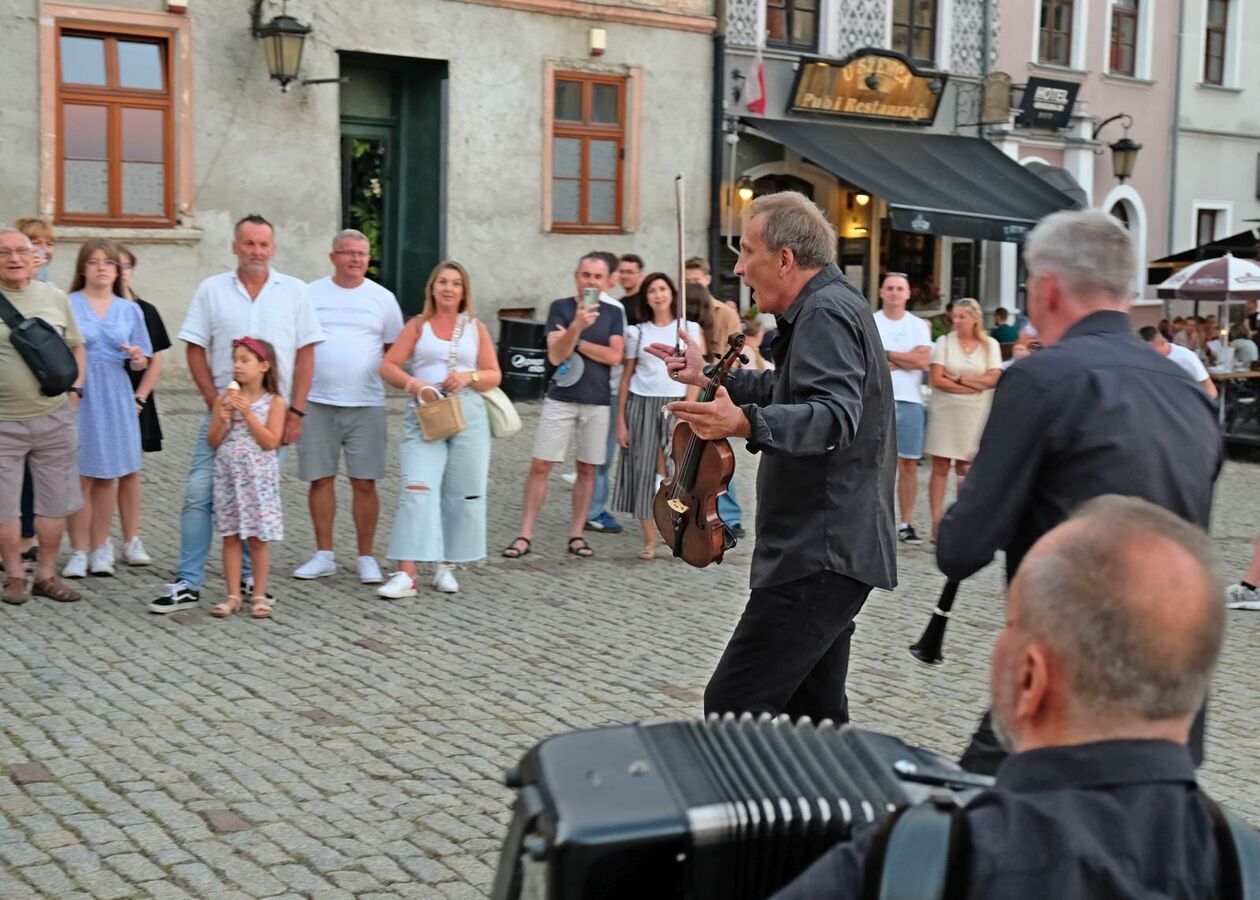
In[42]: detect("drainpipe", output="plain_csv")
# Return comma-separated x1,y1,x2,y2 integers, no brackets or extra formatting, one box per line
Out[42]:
980,0,992,76
1167,0,1185,252
708,1,727,281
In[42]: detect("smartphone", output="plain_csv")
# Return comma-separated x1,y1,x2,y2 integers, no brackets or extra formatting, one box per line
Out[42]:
582,286,599,309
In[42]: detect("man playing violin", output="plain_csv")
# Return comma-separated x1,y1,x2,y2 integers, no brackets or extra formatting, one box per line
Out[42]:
648,191,896,724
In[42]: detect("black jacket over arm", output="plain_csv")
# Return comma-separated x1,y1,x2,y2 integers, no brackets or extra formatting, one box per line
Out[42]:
726,264,897,591
937,311,1222,583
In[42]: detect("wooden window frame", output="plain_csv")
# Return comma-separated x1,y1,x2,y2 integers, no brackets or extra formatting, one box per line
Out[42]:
766,0,818,51
1196,208,1219,247
1109,0,1138,76
891,0,939,66
55,22,175,228
1039,0,1075,67
549,72,627,234
1204,0,1228,85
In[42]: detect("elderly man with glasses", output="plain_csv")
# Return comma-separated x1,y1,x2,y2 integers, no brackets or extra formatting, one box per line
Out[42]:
0,226,86,605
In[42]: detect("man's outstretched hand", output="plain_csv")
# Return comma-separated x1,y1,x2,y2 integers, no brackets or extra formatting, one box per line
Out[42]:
645,329,708,387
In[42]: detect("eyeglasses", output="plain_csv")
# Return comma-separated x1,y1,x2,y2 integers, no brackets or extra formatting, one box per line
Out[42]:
120,263,135,271
0,247,33,258
333,250,370,259
85,259,120,268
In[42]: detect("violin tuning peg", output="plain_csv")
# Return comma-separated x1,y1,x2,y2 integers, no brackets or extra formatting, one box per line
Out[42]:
738,354,749,365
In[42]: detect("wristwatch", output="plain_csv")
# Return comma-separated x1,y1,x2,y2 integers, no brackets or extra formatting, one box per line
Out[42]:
470,371,480,385
69,386,83,397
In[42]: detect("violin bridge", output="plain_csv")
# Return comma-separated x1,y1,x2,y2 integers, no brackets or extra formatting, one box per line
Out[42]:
667,498,689,514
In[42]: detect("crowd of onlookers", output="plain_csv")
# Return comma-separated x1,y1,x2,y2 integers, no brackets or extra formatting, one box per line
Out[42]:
3,213,1259,615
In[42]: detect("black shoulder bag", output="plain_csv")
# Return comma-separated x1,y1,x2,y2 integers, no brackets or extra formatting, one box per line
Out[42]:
0,289,79,397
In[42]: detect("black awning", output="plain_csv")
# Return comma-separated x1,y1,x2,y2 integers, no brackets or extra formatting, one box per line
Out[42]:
744,117,1079,243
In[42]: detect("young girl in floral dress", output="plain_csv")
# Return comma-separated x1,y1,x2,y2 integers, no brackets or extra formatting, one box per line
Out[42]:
207,337,286,620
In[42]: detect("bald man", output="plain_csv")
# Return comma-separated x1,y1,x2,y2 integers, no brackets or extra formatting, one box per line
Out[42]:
777,495,1245,899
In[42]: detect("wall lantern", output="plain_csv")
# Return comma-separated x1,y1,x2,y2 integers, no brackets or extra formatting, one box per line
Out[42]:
251,1,311,92
855,193,871,206
1093,113,1142,184
736,176,754,203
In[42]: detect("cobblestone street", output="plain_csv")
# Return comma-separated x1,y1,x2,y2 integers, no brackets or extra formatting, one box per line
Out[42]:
3,388,1258,899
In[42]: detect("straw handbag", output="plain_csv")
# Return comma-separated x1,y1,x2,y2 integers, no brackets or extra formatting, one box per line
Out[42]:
414,316,468,441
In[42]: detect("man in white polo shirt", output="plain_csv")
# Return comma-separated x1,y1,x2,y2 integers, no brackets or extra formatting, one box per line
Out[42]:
292,229,403,585
873,272,932,545
149,214,324,613
1139,326,1218,399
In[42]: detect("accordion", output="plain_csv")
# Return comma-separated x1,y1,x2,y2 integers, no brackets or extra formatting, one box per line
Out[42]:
491,715,993,900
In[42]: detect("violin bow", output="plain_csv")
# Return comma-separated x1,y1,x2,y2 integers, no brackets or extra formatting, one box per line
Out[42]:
674,174,685,356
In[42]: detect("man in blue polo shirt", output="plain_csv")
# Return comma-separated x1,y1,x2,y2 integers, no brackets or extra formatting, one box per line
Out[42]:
502,253,624,560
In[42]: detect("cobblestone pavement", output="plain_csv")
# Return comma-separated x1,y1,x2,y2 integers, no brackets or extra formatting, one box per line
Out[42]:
3,388,1258,899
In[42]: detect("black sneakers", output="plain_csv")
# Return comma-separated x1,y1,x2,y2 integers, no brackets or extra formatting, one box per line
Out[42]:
148,581,200,614
898,525,923,545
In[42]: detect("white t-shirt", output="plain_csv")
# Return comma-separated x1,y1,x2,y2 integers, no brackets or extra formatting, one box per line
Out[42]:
306,276,404,407
625,319,702,398
1166,342,1210,383
874,309,932,405
179,268,325,404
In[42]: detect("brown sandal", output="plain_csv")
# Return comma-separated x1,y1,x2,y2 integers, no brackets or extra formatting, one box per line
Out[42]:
567,537,594,558
3,576,29,605
211,595,241,618
502,536,532,559
250,596,272,619
32,577,80,603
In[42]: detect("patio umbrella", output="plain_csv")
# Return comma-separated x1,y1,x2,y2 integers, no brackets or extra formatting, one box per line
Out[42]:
1156,253,1260,301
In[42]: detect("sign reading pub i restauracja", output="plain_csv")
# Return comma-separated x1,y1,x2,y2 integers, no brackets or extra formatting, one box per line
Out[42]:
788,48,946,126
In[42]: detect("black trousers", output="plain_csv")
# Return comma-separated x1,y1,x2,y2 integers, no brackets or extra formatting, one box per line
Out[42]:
704,570,873,724
20,462,35,539
959,702,1209,774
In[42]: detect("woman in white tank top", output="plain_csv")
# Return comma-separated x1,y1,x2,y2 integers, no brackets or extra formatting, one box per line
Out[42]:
378,261,502,597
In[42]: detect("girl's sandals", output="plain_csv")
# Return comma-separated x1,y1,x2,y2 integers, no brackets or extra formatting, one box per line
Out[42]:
637,545,657,561
502,536,532,559
211,595,241,618
250,596,273,619
567,537,594,558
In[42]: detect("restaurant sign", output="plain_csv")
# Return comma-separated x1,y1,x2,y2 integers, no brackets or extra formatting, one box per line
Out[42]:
788,49,946,126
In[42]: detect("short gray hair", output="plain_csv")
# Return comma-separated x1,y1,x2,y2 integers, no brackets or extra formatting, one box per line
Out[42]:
1023,209,1136,300
744,191,836,269
0,226,32,248
331,228,370,251
1016,495,1223,722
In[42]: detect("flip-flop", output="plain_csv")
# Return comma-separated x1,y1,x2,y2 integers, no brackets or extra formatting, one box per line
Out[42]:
567,537,594,558
502,537,532,559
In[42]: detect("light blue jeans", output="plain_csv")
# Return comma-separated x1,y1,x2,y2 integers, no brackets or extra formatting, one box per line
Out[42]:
177,414,290,590
718,475,742,527
587,397,620,521
387,392,490,565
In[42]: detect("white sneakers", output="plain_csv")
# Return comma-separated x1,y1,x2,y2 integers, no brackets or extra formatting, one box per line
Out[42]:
88,544,116,576
356,556,383,584
376,565,459,598
121,537,152,566
433,564,459,593
1225,583,1260,610
293,551,337,580
61,550,88,579
377,571,417,599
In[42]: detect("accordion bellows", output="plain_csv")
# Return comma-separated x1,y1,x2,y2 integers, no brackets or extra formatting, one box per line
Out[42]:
491,715,989,900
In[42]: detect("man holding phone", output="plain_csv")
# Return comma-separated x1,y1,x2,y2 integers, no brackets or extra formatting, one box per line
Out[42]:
502,253,624,560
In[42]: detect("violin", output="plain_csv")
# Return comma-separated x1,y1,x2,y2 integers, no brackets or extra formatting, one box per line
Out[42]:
653,333,748,568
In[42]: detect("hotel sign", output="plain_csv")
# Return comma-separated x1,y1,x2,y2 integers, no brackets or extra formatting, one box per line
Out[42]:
787,49,946,126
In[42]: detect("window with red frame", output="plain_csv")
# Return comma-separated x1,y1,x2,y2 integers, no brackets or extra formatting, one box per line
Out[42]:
1110,0,1138,76
1204,0,1228,85
57,26,174,227
551,74,625,232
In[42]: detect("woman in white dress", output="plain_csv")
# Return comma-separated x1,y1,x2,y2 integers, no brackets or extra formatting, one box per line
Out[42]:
924,298,1002,541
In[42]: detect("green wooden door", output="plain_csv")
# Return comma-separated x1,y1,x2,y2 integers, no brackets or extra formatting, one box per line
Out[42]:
339,54,446,315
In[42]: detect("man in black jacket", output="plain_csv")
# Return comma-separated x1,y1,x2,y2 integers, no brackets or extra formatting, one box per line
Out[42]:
650,191,896,724
777,496,1235,900
936,209,1222,773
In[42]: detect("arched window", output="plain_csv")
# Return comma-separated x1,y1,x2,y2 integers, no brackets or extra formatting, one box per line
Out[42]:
752,174,815,200
1110,200,1131,230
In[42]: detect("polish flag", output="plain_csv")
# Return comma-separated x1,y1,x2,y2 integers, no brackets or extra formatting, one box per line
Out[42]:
746,0,767,114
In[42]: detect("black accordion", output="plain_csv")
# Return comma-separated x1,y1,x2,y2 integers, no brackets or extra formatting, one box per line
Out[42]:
491,715,992,900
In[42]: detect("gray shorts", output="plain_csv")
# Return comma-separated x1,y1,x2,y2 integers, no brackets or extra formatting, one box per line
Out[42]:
532,398,610,465
0,401,82,521
296,402,387,481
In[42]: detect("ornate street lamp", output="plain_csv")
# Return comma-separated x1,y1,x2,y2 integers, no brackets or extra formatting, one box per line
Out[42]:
251,1,311,92
1093,113,1142,184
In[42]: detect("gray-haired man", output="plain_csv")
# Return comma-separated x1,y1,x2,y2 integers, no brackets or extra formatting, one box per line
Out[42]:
936,210,1222,774
293,229,403,585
